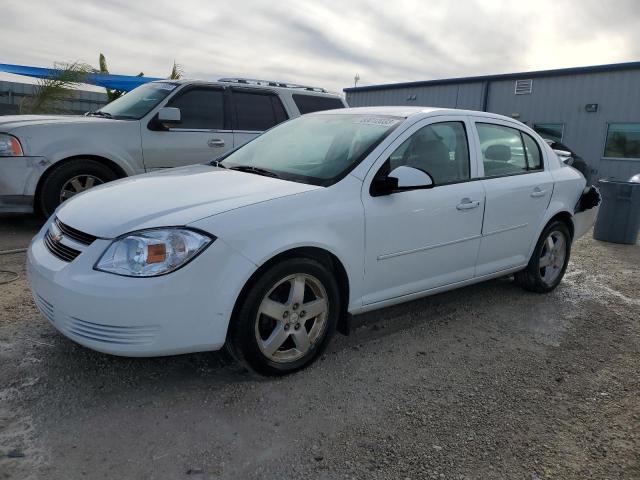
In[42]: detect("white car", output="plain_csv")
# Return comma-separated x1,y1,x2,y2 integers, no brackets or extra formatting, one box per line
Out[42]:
27,107,600,375
0,77,346,216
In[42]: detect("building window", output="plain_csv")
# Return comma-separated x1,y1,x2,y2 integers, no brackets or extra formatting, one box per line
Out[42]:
534,123,564,142
604,123,640,159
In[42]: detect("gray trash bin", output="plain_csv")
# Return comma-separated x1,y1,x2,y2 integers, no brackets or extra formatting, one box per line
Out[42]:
593,179,640,244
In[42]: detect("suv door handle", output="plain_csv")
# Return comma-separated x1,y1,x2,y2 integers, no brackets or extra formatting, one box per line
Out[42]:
208,138,225,148
456,198,481,210
530,187,546,198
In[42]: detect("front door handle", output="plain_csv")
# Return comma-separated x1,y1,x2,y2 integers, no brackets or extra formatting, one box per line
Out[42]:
456,198,481,210
208,138,225,148
530,187,546,198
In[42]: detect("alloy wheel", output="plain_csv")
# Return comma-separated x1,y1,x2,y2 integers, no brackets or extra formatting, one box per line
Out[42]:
539,230,567,285
255,273,329,363
59,175,104,203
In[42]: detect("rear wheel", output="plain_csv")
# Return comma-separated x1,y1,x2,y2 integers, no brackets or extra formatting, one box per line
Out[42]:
515,220,571,293
38,159,118,218
229,258,339,376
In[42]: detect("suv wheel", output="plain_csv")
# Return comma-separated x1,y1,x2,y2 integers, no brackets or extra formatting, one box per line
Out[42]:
39,159,118,218
229,258,340,376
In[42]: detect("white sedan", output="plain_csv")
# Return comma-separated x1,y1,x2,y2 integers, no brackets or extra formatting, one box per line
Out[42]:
27,107,599,375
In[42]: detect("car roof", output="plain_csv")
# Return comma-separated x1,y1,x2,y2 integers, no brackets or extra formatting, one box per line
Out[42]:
312,106,521,123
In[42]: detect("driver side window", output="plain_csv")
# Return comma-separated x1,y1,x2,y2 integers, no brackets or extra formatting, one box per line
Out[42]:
389,121,470,185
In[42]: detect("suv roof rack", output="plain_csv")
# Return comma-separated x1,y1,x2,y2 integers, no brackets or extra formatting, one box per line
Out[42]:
218,77,328,93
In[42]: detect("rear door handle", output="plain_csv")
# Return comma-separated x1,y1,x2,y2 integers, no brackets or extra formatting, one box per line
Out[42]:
530,187,546,198
456,198,481,210
208,138,225,148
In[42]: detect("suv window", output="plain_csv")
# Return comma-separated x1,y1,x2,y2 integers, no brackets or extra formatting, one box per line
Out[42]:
167,88,224,130
388,121,470,185
293,94,345,114
477,123,542,176
233,91,288,131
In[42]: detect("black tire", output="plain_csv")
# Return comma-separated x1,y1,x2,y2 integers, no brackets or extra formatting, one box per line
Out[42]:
515,220,571,293
228,258,340,376
38,159,119,218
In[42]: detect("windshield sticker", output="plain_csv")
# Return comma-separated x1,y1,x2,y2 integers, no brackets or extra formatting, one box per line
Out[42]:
153,83,178,91
354,117,401,127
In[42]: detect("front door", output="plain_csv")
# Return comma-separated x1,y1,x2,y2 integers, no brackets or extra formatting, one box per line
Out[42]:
362,117,485,306
141,86,233,170
472,121,554,275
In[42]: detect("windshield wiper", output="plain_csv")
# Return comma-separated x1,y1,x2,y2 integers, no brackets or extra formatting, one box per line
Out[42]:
86,110,112,118
209,159,226,168
229,165,280,178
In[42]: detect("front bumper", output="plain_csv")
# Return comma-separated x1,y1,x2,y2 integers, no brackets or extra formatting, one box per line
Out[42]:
27,223,257,357
0,156,48,213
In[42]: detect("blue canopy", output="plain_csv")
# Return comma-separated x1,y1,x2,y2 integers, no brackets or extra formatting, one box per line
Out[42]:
0,63,161,92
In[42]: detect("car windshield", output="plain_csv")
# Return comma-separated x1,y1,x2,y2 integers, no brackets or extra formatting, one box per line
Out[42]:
96,82,179,119
220,114,402,185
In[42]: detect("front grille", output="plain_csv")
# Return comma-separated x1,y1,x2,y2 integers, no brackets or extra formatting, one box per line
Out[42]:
44,229,81,262
65,317,159,346
54,217,97,245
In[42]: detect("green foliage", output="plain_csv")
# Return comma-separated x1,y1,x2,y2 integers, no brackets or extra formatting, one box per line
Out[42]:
23,55,185,113
169,61,183,80
20,62,92,114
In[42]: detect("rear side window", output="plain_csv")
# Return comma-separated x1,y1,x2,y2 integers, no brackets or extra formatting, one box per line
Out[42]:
293,94,345,114
522,132,542,170
233,91,289,131
167,88,224,129
477,123,542,177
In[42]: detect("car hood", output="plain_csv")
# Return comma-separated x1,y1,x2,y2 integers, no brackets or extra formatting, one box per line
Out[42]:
0,114,115,131
55,164,321,238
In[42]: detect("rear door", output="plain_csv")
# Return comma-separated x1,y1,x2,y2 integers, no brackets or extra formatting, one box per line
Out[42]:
230,89,289,149
141,85,233,169
472,119,553,275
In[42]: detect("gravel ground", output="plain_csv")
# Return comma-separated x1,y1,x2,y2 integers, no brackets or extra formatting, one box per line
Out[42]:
0,217,638,480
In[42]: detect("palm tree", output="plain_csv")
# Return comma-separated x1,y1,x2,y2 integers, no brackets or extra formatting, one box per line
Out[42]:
169,61,183,80
20,61,93,114
21,57,186,114
99,53,144,102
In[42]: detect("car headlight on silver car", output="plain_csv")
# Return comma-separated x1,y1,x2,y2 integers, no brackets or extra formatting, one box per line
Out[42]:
0,133,23,156
95,228,213,277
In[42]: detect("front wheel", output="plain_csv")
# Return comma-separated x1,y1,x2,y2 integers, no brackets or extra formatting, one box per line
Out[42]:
229,258,340,376
515,220,571,293
38,159,118,218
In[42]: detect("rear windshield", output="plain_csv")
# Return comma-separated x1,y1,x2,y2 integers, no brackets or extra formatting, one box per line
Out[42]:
293,94,345,114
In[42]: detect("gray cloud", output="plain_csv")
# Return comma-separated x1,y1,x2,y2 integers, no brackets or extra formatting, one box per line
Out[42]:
2,0,639,93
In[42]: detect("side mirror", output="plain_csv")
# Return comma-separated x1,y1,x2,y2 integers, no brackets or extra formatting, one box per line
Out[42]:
371,165,434,196
157,107,181,125
389,165,434,188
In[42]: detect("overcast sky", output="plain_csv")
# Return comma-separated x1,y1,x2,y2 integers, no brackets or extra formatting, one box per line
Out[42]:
3,0,640,92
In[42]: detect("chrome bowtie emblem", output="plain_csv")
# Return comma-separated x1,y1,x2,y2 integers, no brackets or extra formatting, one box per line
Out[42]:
50,228,63,243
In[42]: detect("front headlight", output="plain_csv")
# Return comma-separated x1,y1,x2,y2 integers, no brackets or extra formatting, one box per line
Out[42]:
0,133,23,156
95,228,214,277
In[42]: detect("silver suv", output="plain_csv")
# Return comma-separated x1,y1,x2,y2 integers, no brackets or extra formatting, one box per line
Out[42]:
0,77,347,216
